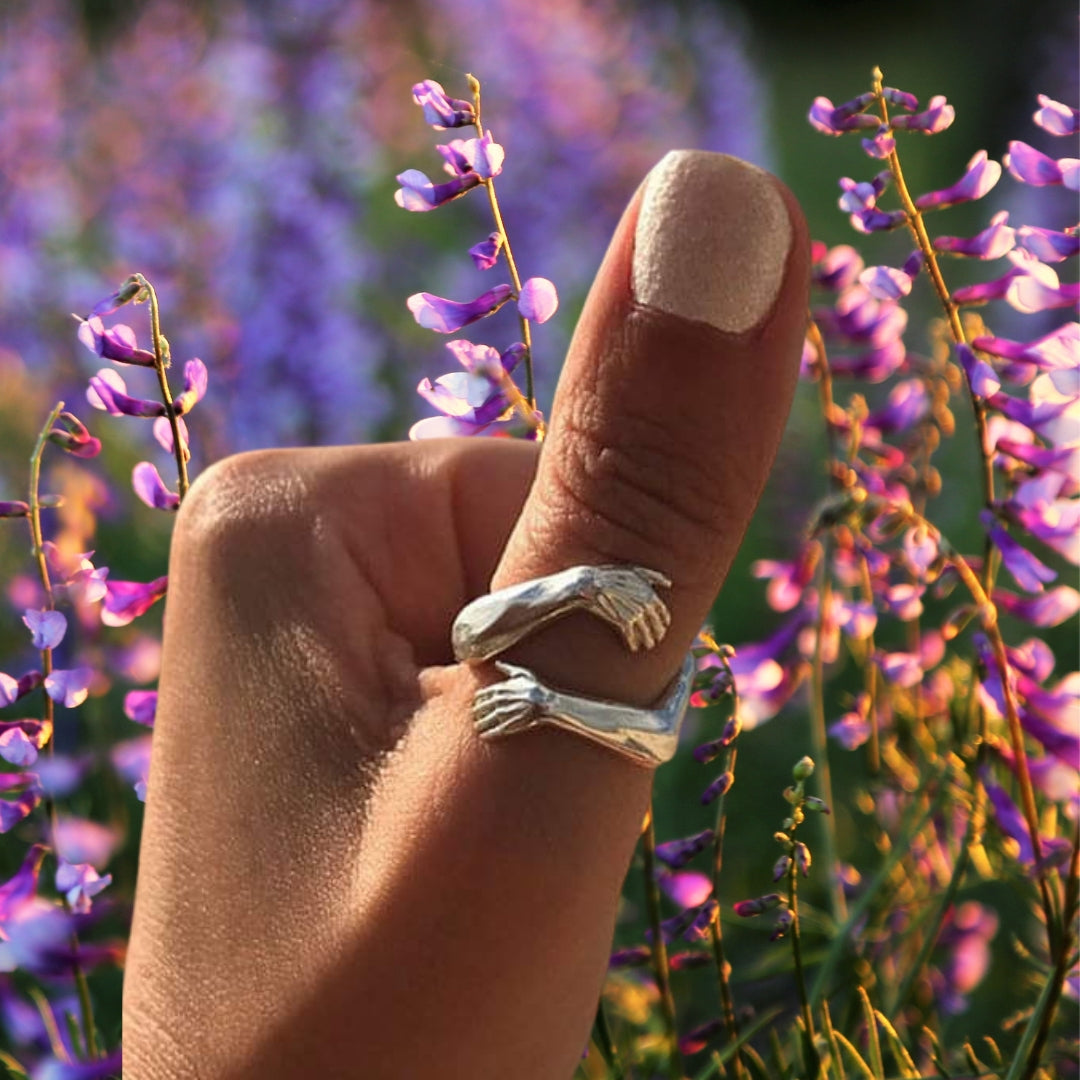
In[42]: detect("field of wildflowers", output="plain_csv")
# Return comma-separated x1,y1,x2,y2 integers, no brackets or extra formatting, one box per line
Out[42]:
0,1,1077,1077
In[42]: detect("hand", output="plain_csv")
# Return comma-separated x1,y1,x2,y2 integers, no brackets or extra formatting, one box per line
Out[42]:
473,661,554,737
124,151,809,1079
582,564,672,651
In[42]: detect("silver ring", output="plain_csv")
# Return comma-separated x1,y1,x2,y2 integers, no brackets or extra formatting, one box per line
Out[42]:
453,565,691,767
473,653,694,767
452,564,673,660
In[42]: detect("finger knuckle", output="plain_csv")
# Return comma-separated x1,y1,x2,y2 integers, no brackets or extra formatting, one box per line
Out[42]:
542,400,724,568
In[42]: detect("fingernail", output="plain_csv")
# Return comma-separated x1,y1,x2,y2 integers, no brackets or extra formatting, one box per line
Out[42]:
632,150,792,334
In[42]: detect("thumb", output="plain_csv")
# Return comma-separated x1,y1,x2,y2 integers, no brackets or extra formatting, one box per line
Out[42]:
491,150,810,708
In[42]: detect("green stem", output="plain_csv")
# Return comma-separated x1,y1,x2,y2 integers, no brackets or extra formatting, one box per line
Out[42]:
468,76,537,413
134,274,189,501
706,653,746,1080
642,809,685,1080
788,858,820,1077
808,551,846,925
871,68,995,576
27,404,99,1060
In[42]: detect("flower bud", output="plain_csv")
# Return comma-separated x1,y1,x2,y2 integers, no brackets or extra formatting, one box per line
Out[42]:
804,797,831,814
0,501,29,518
793,756,815,781
772,855,791,882
701,771,734,806
733,893,783,918
794,842,812,877
770,909,794,941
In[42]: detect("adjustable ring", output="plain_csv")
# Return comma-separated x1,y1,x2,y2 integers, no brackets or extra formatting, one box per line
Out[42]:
453,564,692,767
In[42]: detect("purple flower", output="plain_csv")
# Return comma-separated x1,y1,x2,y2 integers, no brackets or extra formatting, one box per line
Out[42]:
47,412,102,459
0,845,45,922
517,277,559,323
88,279,141,318
1015,225,1080,263
657,870,713,910
22,609,66,650
733,893,783,917
55,860,111,914
469,231,503,270
830,704,872,750
0,501,29,518
35,1048,124,1080
0,721,49,767
867,379,929,434
411,79,475,129
0,785,40,834
86,369,166,418
394,168,482,212
1004,255,1080,314
154,414,189,455
406,284,513,333
111,735,152,802
101,576,168,627
808,92,878,135
132,462,180,511
44,668,92,709
608,946,650,968
408,413,536,440
1008,473,1080,564
0,672,41,707
54,816,120,867
994,586,1080,627
678,1017,725,1057
882,87,919,111
173,358,208,416
838,173,889,214
793,842,811,877
831,286,908,346
1033,94,1080,137
859,264,913,300
77,316,156,367
891,95,954,134
655,829,713,870
981,511,1056,592
861,125,895,159
915,151,1001,211
437,133,505,179
933,211,1016,260
933,902,999,1016
1005,141,1080,189
957,343,1002,398
813,244,864,291
984,776,1069,868
701,770,734,806
123,690,157,727
877,650,923,688
413,339,525,436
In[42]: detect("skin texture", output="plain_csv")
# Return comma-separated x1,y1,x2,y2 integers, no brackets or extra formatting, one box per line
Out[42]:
123,155,810,1079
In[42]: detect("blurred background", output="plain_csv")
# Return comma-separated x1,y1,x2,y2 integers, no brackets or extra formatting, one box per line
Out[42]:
0,0,1075,1063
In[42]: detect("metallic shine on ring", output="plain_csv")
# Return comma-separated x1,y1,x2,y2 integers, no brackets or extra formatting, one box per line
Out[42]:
472,652,694,767
453,564,692,767
452,564,673,661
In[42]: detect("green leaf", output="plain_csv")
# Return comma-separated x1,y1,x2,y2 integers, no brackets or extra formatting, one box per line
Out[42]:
821,999,847,1080
1003,969,1058,1080
872,1010,918,1079
831,1032,876,1080
692,1009,782,1080
856,987,884,1080
0,1052,30,1080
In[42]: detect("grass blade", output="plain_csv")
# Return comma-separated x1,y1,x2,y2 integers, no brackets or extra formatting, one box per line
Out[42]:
872,1010,918,1079
856,987,884,1080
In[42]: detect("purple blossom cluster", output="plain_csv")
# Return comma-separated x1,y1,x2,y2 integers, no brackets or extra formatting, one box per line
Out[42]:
0,0,766,449
0,275,201,1073
398,78,557,439
600,76,1077,1077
